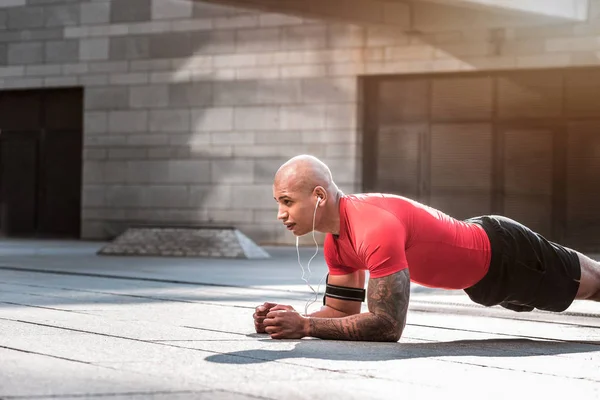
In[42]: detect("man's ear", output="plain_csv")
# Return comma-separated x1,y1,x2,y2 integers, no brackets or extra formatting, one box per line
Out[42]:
314,186,326,204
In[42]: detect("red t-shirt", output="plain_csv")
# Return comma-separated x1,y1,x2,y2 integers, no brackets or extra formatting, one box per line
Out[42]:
324,194,491,289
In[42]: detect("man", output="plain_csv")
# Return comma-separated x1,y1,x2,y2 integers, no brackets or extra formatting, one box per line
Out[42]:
253,155,600,341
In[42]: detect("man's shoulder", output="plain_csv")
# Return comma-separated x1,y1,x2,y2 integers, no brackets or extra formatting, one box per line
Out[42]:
343,193,415,213
342,194,413,235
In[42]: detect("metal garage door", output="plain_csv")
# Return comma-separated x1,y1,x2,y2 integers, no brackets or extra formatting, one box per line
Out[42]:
0,88,83,238
363,68,600,251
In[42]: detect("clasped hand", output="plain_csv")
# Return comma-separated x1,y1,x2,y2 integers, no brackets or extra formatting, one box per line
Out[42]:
253,302,309,339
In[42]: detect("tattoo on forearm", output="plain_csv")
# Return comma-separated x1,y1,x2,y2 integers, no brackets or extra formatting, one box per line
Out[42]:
309,269,410,341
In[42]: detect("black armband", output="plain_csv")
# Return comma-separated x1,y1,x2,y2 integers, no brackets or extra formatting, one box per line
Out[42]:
323,274,366,304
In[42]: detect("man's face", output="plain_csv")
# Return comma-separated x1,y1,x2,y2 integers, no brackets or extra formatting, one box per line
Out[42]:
273,180,317,237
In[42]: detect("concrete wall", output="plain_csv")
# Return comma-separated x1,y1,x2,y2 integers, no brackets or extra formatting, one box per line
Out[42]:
2,0,600,244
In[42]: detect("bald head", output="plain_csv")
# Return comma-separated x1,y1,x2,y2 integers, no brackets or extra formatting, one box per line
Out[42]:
274,155,334,194
273,155,342,236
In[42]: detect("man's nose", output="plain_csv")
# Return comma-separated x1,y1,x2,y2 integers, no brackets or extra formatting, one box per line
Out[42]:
277,208,287,220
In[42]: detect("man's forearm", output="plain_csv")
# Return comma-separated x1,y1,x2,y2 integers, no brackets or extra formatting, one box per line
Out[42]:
306,305,350,319
307,311,403,342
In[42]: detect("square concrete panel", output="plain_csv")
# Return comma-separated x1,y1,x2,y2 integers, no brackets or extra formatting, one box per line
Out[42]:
8,42,43,65
281,25,327,50
152,0,192,20
192,30,236,54
328,24,366,48
191,108,234,132
82,161,103,184
280,105,327,130
80,38,109,61
110,0,151,23
108,110,149,133
105,185,145,208
212,81,259,106
44,4,79,27
189,184,232,209
168,160,211,184
80,1,110,25
0,10,6,30
235,28,281,53
256,79,303,105
149,109,191,133
192,1,240,18
254,158,286,184
130,85,169,109
1,0,25,8
45,40,79,64
127,161,169,184
84,112,108,134
0,44,7,66
234,107,279,131
109,36,150,61
82,186,106,208
230,184,275,209
301,77,356,103
149,32,194,59
210,159,254,184
8,6,44,29
144,186,189,208
169,82,213,107
85,87,129,110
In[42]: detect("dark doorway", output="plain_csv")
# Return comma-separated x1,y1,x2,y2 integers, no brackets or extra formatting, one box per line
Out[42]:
363,68,600,252
0,88,83,238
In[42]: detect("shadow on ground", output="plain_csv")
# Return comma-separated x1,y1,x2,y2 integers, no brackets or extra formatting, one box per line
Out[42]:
205,338,600,364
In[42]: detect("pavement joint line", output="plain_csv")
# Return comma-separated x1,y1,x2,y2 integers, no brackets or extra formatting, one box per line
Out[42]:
411,299,600,319
181,325,254,337
0,280,309,309
2,270,598,321
9,279,598,326
0,328,268,400
0,315,534,383
0,344,92,365
0,390,230,400
150,339,258,342
411,305,600,329
0,345,184,383
0,287,257,311
404,335,600,360
3,317,597,383
0,317,384,380
0,391,201,400
0,301,97,316
2,279,598,328
409,323,600,347
0,265,304,294
430,357,599,382
5,300,597,358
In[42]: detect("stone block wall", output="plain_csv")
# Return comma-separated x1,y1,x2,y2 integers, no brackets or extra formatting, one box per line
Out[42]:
2,0,600,244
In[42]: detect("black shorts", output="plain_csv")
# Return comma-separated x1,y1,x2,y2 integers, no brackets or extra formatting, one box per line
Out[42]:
464,215,581,312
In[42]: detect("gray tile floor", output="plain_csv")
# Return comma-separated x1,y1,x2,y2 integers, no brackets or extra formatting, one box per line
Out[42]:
0,240,598,399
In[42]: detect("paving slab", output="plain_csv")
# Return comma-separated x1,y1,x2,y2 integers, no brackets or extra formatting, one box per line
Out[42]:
0,348,210,398
0,239,598,400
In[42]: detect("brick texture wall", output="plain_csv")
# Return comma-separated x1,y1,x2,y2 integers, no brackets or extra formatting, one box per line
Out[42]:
1,0,600,244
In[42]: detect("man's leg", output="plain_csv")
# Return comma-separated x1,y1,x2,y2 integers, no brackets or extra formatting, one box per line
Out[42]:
574,252,600,301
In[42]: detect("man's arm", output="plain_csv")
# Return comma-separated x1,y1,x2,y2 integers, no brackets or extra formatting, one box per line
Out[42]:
307,269,410,342
306,270,365,318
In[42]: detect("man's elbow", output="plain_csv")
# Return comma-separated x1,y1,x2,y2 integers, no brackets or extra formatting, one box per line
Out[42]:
376,316,405,342
382,326,403,342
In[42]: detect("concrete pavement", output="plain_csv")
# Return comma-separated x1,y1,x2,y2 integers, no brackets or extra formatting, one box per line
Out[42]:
0,239,598,399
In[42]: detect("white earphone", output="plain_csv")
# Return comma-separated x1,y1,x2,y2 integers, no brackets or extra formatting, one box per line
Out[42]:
296,193,328,315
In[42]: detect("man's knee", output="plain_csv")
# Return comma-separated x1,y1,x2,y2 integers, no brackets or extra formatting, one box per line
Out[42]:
500,302,534,312
574,253,600,301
